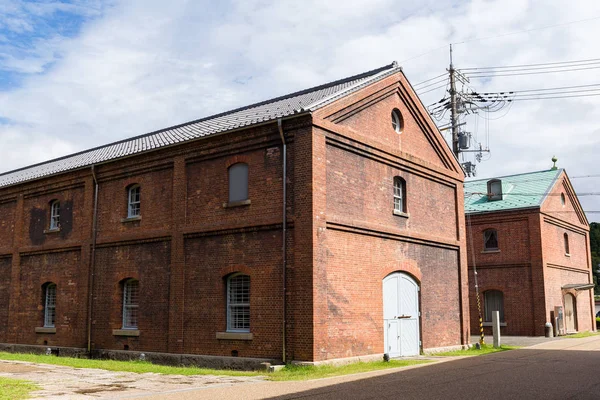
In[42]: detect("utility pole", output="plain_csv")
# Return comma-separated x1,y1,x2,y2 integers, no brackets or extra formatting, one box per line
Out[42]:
449,44,459,158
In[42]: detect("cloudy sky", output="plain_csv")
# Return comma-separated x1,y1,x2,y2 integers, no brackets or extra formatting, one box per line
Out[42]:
1,0,599,221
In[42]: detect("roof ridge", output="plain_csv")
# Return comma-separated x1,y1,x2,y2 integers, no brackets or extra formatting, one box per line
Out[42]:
0,63,398,179
465,168,562,184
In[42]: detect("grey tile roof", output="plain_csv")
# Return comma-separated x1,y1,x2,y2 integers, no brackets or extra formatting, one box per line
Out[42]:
0,62,401,189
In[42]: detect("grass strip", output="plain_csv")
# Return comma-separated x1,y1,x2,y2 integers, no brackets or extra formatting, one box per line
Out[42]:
0,352,261,377
0,352,430,381
564,331,600,338
0,377,39,400
433,344,519,356
268,360,431,381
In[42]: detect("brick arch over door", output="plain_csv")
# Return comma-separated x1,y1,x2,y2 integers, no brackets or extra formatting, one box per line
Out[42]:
381,261,422,283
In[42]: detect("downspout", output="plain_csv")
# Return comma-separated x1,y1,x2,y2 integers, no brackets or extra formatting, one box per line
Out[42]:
87,165,99,354
277,118,287,363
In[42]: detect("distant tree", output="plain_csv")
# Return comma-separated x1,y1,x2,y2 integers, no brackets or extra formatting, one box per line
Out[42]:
590,223,600,295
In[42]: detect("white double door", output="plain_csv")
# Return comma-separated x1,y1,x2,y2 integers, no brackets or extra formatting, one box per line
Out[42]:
383,273,420,357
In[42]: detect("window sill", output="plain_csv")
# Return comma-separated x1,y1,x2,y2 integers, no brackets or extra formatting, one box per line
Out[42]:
223,199,251,208
43,228,61,234
392,210,409,218
565,253,571,257
481,249,500,253
216,332,253,340
113,329,140,337
35,327,56,334
483,322,507,327
121,216,142,223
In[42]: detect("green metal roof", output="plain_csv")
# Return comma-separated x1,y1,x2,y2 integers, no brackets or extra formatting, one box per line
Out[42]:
464,169,562,214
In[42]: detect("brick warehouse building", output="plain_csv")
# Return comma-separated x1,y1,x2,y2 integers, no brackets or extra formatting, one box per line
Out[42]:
0,62,469,366
465,166,594,337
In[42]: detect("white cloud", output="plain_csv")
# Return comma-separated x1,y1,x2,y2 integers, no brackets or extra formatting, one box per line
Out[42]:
0,0,599,220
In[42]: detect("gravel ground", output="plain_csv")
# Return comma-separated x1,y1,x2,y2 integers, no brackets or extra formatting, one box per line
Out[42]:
0,360,265,399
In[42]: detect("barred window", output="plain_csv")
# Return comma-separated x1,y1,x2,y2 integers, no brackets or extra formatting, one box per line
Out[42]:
44,283,57,328
483,229,499,251
227,274,250,332
122,279,139,329
128,185,141,218
393,176,406,213
484,290,504,322
50,200,60,230
228,163,249,203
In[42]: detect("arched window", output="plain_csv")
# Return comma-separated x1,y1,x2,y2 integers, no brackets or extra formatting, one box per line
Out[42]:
560,193,566,206
227,274,250,332
393,176,406,214
487,179,503,201
122,279,139,329
391,109,404,133
127,185,141,218
50,200,60,230
43,283,57,328
484,290,504,322
228,163,249,203
564,233,570,255
483,229,499,251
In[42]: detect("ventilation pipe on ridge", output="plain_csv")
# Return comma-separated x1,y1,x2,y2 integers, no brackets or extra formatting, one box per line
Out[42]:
277,118,287,364
87,165,99,354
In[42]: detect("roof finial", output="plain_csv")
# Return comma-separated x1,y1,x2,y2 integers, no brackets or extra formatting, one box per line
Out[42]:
392,60,398,68
551,155,558,170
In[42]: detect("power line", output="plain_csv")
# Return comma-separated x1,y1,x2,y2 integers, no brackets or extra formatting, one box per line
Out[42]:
460,57,600,71
417,81,449,95
505,93,600,101
452,15,600,45
413,73,448,87
463,61,600,75
414,77,450,90
464,65,600,78
474,83,600,94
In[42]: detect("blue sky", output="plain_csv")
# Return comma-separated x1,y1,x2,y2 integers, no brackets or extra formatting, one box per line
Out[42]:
0,0,599,220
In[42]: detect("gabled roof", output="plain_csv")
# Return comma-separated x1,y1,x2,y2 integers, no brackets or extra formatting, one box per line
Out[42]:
464,169,563,214
0,62,402,189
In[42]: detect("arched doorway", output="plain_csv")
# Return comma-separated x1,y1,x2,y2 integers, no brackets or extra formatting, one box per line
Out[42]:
564,293,577,333
383,272,420,357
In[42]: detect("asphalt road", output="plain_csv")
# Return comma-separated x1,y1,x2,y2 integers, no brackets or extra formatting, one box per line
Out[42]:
141,335,600,400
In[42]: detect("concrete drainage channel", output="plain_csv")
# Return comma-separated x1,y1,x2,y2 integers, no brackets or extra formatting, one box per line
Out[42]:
0,360,265,399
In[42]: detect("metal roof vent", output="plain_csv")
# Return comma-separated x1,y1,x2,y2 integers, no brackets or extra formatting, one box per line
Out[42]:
487,179,503,201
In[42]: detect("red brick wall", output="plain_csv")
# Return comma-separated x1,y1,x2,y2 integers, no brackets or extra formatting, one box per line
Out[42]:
0,201,15,253
22,186,85,247
0,256,11,342
322,230,462,358
468,266,535,336
96,168,173,239
183,229,283,359
92,241,171,352
16,250,84,347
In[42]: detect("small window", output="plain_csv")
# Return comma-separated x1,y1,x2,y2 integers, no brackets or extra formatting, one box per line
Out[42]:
484,290,504,322
127,185,141,218
483,229,499,251
391,109,403,133
564,233,570,255
393,176,406,214
122,279,139,329
228,163,249,203
227,274,250,332
44,283,57,328
487,179,502,201
560,193,566,206
50,200,60,230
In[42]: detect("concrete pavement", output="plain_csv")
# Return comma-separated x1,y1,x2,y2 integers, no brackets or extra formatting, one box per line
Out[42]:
137,335,600,400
